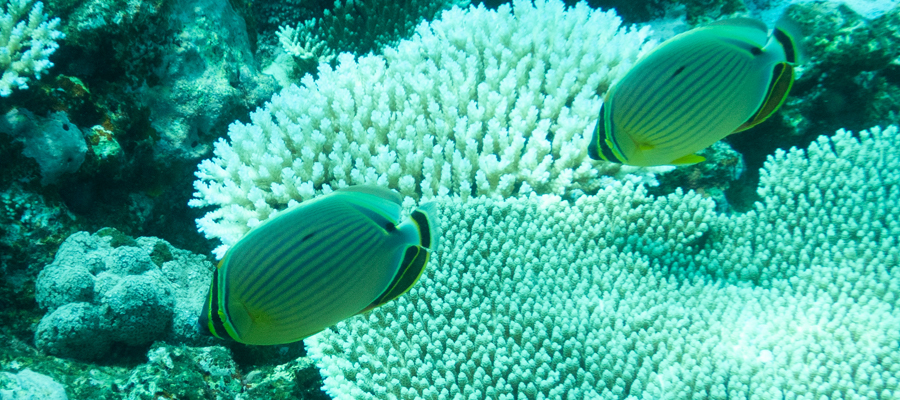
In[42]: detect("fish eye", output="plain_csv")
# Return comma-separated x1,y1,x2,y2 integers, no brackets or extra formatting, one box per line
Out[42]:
385,222,396,232
751,47,763,55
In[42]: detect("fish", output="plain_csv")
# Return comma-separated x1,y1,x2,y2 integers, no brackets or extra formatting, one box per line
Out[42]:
588,15,803,166
199,185,438,345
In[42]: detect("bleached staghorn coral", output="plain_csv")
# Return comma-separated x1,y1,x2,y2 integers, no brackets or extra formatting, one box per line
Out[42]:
0,0,63,96
306,126,900,399
192,0,670,255
276,19,335,67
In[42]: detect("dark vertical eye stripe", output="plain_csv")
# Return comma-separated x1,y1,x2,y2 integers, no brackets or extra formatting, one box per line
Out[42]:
204,187,437,345
590,103,623,163
598,138,622,163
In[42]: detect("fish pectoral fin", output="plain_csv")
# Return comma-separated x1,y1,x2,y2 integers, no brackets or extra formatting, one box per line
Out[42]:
358,245,430,314
637,143,655,151
670,154,706,165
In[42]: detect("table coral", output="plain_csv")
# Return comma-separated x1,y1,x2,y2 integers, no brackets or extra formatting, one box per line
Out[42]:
306,125,900,399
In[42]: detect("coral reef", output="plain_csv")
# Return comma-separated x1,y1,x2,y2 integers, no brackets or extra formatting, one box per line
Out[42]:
2,0,898,399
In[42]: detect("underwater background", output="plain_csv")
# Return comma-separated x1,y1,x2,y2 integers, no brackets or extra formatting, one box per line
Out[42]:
1,0,900,398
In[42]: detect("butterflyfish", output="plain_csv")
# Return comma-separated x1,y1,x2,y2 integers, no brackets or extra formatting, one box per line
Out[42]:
199,185,439,345
588,16,803,166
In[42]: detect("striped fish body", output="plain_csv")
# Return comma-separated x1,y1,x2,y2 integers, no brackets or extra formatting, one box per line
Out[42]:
199,186,438,345
589,17,801,166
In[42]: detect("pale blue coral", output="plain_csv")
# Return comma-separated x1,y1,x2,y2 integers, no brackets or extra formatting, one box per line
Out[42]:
307,125,900,399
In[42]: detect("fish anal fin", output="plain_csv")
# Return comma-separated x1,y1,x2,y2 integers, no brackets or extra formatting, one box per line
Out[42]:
358,245,430,314
670,154,706,165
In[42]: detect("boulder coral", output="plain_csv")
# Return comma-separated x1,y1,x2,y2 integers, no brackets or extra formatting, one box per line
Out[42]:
34,229,214,360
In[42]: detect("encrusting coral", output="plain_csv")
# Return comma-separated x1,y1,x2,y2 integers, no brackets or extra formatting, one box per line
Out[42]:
190,0,673,257
307,125,900,398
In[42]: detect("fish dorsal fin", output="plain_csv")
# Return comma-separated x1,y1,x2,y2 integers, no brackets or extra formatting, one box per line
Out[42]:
337,185,403,205
735,62,794,133
707,18,769,48
708,17,768,32
336,185,404,228
669,153,706,165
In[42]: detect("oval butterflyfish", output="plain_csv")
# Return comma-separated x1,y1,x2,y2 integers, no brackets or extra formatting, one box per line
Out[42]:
199,185,439,345
588,15,803,166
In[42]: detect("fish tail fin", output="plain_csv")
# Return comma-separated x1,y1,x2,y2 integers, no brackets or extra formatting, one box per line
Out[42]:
198,267,235,341
359,202,440,313
774,8,806,65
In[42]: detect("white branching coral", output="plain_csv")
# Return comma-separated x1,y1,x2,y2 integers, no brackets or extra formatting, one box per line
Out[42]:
0,0,63,96
191,0,669,254
306,126,900,399
276,20,335,70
